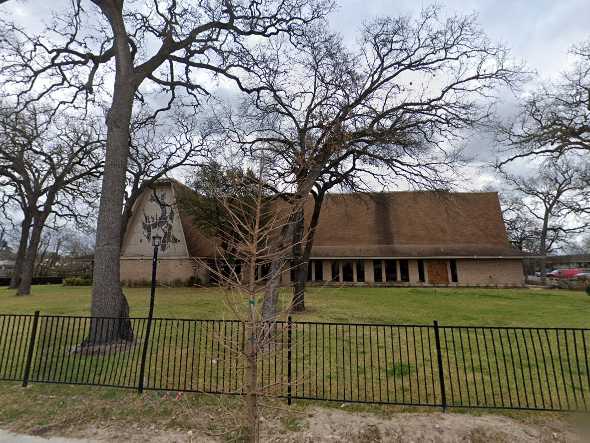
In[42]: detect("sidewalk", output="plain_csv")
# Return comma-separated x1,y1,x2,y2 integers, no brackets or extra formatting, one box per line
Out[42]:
0,431,96,443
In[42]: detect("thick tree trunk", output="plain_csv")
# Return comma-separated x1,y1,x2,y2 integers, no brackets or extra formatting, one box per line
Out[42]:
291,207,306,312
17,217,46,296
262,210,298,321
291,191,325,312
86,4,141,344
89,73,135,343
9,213,31,289
262,258,283,321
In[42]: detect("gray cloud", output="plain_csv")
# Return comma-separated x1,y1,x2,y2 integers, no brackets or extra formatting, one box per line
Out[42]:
3,0,588,192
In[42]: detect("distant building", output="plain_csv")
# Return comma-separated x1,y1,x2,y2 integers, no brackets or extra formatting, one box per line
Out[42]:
120,180,524,287
524,254,590,275
0,262,14,278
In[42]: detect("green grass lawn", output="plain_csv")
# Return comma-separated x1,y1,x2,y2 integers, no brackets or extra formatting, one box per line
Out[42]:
0,284,588,435
1,284,589,327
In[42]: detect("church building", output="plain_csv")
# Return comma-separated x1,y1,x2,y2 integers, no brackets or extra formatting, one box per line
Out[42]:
120,179,524,287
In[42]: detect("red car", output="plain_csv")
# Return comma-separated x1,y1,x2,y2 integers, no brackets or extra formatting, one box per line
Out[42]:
546,268,584,279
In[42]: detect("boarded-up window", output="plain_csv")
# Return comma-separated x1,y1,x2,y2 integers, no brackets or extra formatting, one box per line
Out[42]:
428,260,449,284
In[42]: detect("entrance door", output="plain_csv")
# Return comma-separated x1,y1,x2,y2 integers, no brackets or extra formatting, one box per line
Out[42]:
427,260,449,284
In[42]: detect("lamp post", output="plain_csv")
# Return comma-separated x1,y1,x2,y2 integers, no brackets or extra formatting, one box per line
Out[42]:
148,235,161,320
138,234,161,393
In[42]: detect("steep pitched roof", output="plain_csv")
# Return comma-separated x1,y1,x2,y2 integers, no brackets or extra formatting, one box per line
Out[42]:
306,191,521,258
132,181,520,259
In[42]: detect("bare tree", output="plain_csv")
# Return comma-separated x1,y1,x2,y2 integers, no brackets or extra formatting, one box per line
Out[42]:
497,155,590,275
0,105,103,295
499,194,542,253
497,40,590,164
221,7,522,311
0,0,330,341
191,156,302,442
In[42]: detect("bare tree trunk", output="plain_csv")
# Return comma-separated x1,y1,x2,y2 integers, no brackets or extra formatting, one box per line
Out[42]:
9,212,31,289
262,258,282,321
244,218,260,442
539,211,550,285
262,209,299,320
291,190,325,312
244,319,259,442
17,217,46,296
89,68,135,343
119,182,145,246
34,238,49,277
291,209,306,312
120,196,134,246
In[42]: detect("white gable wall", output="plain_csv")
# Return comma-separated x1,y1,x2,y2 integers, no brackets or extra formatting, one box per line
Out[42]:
121,182,189,258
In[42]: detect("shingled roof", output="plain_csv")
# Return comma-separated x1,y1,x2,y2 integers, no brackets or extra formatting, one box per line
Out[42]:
305,191,521,258
153,180,520,259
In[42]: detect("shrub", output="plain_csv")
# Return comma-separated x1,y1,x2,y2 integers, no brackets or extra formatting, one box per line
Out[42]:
63,277,92,286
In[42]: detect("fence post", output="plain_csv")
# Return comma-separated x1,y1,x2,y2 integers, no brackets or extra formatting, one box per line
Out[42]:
22,311,40,387
287,315,292,406
433,320,447,411
138,317,154,394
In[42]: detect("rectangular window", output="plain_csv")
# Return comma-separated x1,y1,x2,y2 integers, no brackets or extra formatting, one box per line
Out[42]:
331,261,340,281
450,259,458,283
385,259,397,282
342,261,354,282
307,260,313,281
259,263,270,280
418,259,425,282
314,260,323,281
373,260,383,282
356,260,365,282
399,259,409,282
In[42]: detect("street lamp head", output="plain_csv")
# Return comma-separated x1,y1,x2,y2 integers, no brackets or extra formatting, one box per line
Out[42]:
152,235,162,247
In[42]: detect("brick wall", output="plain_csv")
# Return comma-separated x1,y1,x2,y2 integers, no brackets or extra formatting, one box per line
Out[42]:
456,259,524,287
120,258,208,285
121,256,524,287
284,258,524,287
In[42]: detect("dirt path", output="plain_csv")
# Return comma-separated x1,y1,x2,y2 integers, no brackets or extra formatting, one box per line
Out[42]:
263,408,586,442
5,407,587,442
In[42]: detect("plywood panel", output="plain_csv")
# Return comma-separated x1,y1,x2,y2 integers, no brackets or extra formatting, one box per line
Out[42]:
427,260,449,284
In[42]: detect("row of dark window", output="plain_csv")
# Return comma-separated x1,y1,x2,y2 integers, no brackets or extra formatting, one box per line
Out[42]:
304,258,459,283
209,258,459,284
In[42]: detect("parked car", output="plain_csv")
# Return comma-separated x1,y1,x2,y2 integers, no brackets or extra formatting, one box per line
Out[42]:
575,271,590,280
546,268,584,279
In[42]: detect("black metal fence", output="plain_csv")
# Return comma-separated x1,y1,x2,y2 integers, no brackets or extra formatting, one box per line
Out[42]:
0,312,588,412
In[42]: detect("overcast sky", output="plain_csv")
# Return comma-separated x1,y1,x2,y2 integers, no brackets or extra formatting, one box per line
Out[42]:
8,0,588,76
4,0,590,191
330,0,590,190
334,0,589,77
